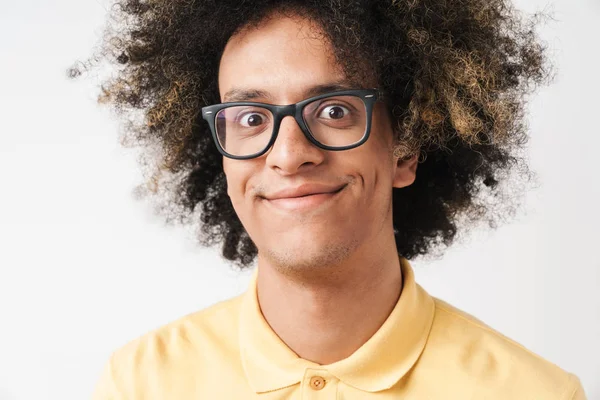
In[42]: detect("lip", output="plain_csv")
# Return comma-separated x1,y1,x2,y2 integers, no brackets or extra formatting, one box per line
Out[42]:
265,183,347,200
262,184,346,212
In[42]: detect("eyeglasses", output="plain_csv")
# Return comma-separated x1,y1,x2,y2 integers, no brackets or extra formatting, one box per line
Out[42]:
201,88,381,160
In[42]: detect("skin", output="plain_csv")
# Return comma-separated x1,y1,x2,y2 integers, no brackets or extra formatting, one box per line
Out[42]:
219,14,418,365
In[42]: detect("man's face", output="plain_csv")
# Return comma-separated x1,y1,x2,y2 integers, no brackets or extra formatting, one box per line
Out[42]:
218,14,417,272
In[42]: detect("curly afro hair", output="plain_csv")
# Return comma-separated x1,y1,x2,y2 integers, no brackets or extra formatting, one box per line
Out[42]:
69,0,552,268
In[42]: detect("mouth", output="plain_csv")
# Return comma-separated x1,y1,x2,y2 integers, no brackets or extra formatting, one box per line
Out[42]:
264,185,346,212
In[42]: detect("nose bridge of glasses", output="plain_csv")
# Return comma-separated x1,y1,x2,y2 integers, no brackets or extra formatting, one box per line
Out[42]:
271,103,308,135
272,103,300,121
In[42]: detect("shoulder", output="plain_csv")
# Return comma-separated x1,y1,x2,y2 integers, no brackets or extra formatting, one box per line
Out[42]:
114,294,243,362
420,296,585,399
93,295,245,398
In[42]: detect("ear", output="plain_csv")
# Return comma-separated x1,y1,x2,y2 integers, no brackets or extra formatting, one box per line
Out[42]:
392,153,418,189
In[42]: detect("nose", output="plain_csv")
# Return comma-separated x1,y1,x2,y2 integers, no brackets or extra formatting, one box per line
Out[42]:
264,115,325,175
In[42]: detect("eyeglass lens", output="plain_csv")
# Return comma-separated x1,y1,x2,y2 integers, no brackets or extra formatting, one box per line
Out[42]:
214,95,368,157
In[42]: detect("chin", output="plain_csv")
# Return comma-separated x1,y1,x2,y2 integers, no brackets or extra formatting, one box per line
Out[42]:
261,238,356,272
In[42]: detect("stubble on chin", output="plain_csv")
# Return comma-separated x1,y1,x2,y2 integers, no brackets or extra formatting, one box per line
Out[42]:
260,238,360,281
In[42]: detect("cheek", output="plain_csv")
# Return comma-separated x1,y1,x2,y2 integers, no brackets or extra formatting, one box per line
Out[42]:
346,144,395,201
222,160,255,210
369,121,396,178
223,161,241,201
371,103,396,146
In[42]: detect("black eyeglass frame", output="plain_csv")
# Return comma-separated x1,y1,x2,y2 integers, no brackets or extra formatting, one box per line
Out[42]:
201,88,381,160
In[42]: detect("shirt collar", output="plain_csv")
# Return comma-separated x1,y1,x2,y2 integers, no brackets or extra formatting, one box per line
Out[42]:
238,257,435,393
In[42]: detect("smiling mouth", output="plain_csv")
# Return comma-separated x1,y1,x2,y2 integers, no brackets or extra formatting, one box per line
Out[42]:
264,185,346,212
288,186,344,198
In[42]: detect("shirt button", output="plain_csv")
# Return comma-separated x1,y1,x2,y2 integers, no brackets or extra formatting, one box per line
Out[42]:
309,376,326,390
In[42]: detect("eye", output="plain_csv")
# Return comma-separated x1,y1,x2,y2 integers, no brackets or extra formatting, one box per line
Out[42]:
318,105,350,120
238,112,268,127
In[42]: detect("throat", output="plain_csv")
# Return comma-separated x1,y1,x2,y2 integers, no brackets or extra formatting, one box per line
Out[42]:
256,260,403,365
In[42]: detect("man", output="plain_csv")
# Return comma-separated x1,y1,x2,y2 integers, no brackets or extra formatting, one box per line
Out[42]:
78,0,586,398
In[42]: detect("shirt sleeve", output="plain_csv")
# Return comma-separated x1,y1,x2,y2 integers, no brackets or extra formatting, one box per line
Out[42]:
91,354,121,400
566,374,587,400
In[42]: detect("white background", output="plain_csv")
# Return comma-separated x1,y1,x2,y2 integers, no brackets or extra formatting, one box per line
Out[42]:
0,0,598,399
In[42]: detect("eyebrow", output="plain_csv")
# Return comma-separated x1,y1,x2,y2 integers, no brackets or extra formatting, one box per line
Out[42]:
221,81,360,103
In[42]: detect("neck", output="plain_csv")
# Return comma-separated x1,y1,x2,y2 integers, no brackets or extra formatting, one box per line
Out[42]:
256,234,403,365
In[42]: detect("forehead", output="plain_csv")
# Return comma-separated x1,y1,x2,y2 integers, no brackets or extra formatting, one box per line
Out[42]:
218,14,348,102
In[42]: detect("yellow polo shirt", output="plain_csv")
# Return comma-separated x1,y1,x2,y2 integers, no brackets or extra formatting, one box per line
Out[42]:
92,258,586,399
